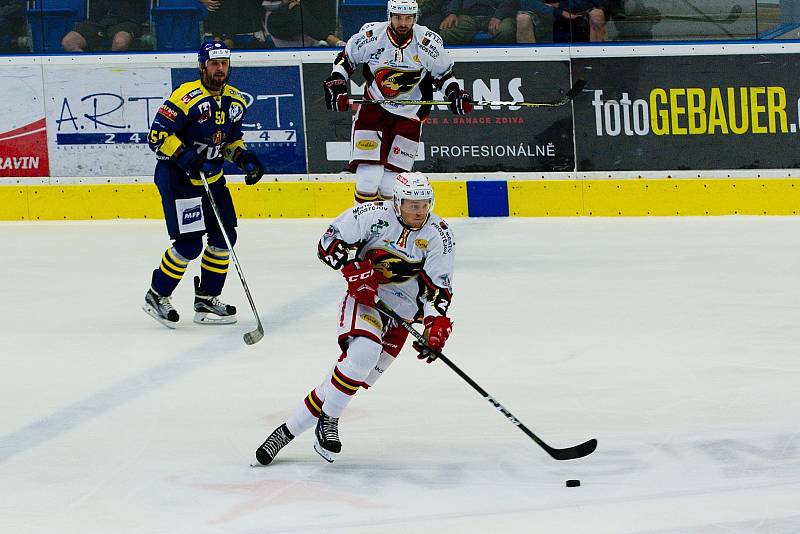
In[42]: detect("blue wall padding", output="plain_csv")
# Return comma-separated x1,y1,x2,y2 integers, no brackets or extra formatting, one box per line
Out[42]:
467,181,509,217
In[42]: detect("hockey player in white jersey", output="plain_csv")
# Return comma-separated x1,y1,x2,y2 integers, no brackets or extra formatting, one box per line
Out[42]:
253,172,455,465
323,0,474,204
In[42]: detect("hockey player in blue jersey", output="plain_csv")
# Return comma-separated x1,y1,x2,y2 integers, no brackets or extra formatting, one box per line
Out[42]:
142,41,264,328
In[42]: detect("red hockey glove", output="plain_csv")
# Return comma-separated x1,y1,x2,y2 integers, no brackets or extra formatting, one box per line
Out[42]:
323,73,350,112
414,315,453,363
341,260,378,306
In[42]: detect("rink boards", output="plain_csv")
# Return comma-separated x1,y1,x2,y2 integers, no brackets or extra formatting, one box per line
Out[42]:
3,43,800,219
3,174,800,220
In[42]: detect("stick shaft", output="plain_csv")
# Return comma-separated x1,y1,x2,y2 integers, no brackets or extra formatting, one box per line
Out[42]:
200,174,264,345
374,300,596,460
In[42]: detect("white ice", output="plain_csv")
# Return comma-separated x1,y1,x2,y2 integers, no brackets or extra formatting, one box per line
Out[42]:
1,217,799,534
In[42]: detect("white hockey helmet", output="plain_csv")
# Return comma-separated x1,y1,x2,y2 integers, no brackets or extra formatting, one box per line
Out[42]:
393,171,434,229
387,0,418,20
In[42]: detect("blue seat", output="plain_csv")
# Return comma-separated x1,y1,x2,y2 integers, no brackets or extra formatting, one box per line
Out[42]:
339,0,386,40
151,0,205,51
26,0,87,53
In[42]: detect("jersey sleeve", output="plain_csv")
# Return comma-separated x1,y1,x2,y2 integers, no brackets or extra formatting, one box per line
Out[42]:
333,23,378,78
147,91,189,158
419,219,455,317
223,89,248,161
318,207,368,269
420,30,457,90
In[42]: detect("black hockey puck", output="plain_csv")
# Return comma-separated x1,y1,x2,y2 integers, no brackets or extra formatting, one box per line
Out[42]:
565,479,581,487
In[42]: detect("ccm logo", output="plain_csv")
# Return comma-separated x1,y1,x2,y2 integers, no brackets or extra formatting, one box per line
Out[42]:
182,206,202,224
346,272,372,282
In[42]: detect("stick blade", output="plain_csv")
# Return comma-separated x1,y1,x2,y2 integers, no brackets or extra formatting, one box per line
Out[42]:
547,438,597,461
243,326,264,345
565,79,587,101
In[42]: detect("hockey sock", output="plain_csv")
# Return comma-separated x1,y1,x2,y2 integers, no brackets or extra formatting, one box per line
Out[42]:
378,168,399,199
286,387,324,436
150,246,189,297
199,246,230,296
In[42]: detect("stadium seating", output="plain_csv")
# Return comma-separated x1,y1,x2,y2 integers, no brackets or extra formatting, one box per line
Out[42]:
26,0,86,53
151,0,205,51
339,0,385,40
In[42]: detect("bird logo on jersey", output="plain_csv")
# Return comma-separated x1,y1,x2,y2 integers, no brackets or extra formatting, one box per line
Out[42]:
374,68,423,98
365,248,422,283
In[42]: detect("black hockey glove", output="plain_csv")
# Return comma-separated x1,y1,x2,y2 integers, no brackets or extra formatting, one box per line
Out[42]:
172,145,203,174
323,73,350,112
445,84,474,115
236,150,264,185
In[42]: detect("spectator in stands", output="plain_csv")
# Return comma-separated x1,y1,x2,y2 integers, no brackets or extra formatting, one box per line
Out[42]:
0,0,25,53
266,0,345,48
61,0,149,52
201,0,264,48
418,0,448,30
439,0,517,44
519,0,606,42
515,7,545,43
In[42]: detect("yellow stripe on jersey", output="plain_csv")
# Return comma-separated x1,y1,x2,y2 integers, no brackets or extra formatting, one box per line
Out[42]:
158,134,184,157
224,139,246,162
188,169,223,186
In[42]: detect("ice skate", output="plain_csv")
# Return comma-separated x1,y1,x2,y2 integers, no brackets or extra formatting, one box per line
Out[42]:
251,423,294,467
314,411,341,463
142,288,179,329
193,276,237,325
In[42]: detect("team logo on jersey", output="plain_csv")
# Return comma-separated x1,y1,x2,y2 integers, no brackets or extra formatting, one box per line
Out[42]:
415,239,428,250
229,102,244,122
421,37,430,46
366,248,422,283
181,88,203,104
374,68,423,98
366,30,373,38
356,140,379,151
158,105,178,121
197,101,211,123
212,131,225,144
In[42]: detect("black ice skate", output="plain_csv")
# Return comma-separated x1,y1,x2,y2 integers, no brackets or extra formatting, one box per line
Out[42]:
193,276,237,325
142,288,179,329
251,423,294,467
314,411,341,463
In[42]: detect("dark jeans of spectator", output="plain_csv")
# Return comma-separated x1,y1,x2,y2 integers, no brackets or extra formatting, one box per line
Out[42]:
267,1,336,41
74,18,143,49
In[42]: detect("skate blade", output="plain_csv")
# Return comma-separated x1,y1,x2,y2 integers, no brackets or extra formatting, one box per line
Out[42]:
250,458,268,468
313,441,338,463
193,312,237,325
142,304,178,329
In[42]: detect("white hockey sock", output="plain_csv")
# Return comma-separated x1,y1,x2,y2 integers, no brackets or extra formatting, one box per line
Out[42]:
363,351,396,388
354,163,384,203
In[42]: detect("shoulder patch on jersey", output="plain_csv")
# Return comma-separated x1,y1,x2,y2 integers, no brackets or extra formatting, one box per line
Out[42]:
431,219,453,254
157,104,178,121
229,101,244,123
181,87,203,104
224,85,247,103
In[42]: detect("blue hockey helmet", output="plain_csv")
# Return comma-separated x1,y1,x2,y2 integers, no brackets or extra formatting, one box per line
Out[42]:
198,41,231,66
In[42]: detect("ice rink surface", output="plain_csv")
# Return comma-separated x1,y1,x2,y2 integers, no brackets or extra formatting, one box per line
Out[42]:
1,216,799,534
